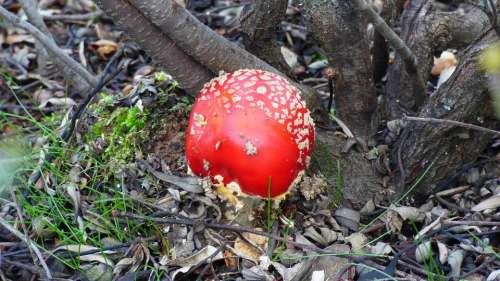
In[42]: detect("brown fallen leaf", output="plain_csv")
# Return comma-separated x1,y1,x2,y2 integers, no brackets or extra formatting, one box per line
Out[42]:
91,39,118,59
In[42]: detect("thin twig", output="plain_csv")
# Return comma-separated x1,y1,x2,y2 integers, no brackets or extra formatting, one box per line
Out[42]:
443,220,500,227
403,116,500,136
42,11,103,21
0,5,98,88
10,191,53,280
0,217,52,280
352,0,426,97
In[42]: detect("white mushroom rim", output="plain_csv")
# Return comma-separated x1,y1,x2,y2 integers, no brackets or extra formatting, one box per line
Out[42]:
212,170,305,201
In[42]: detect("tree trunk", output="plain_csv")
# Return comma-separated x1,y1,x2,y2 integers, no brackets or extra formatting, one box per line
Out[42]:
302,0,377,141
240,0,290,74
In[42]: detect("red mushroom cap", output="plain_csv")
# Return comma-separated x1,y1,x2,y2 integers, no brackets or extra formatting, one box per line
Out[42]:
185,69,315,198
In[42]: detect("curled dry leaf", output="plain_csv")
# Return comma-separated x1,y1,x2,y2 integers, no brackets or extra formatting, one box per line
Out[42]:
304,227,338,246
5,33,35,44
241,266,274,281
112,257,135,276
360,199,376,215
233,231,268,263
385,209,403,233
345,232,367,253
471,194,500,212
370,242,392,255
448,249,465,277
271,260,308,281
170,245,224,279
281,46,298,68
415,214,444,240
487,269,500,281
415,241,432,263
390,205,425,222
91,39,118,59
32,216,54,238
334,207,360,231
311,270,325,281
437,241,448,264
53,245,115,266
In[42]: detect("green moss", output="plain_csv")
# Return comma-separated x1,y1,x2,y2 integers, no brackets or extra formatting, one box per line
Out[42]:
90,105,147,165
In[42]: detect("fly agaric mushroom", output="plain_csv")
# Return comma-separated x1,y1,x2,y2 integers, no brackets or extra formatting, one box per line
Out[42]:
185,69,315,200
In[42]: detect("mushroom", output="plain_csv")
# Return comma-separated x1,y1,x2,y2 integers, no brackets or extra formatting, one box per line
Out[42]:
185,69,315,201
431,50,458,89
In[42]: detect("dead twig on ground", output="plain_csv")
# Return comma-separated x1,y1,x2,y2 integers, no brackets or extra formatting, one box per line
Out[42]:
0,216,52,280
42,11,103,21
403,116,500,136
0,5,98,89
9,191,52,280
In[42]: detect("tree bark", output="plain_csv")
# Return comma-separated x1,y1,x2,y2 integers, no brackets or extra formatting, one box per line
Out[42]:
302,0,377,140
94,0,213,95
240,0,290,74
126,0,281,75
393,30,496,201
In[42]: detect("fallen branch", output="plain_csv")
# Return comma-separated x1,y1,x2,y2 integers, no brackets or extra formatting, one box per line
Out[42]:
0,6,98,90
403,115,500,136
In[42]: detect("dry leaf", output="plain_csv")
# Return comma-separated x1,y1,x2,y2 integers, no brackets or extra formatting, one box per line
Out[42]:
448,249,464,277
415,241,432,263
281,46,298,68
370,242,392,255
437,241,448,264
487,269,500,281
5,33,35,44
471,194,500,212
171,245,224,279
233,231,268,262
91,39,118,59
345,232,367,253
385,209,403,233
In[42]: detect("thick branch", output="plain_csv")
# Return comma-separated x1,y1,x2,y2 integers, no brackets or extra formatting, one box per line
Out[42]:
240,0,290,74
94,0,213,95
303,0,377,139
127,0,280,75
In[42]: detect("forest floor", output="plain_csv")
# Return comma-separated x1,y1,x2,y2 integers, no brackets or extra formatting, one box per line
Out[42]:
0,0,499,280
